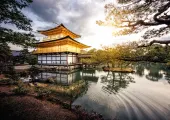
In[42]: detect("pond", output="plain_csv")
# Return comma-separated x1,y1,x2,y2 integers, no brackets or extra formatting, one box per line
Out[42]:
37,62,170,120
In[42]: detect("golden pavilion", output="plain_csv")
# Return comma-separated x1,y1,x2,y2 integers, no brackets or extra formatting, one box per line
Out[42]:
33,24,90,68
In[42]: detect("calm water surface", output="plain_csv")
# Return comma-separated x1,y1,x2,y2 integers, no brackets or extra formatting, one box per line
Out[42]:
38,62,170,120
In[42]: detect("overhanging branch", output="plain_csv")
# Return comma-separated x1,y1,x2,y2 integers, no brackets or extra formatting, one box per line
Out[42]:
153,2,170,25
138,40,170,48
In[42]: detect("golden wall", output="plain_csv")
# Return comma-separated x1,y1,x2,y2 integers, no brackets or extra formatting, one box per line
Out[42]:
43,34,65,41
33,44,81,54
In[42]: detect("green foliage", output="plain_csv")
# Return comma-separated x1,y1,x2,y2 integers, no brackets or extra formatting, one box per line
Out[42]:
29,66,39,81
83,41,170,65
0,78,18,85
46,77,55,83
14,48,37,65
0,0,33,31
13,81,30,95
19,71,29,78
87,44,134,67
87,48,97,54
0,43,11,61
80,58,95,64
0,0,36,47
35,80,87,99
17,48,29,64
5,66,20,81
0,28,36,47
29,66,39,75
166,62,170,68
27,55,37,65
35,87,52,98
0,43,12,73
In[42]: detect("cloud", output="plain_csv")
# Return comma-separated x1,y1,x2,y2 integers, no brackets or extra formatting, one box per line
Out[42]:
21,0,152,49
28,0,105,34
29,0,60,23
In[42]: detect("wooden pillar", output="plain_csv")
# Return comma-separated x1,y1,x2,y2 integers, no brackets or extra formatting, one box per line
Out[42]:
72,53,73,64
60,53,61,64
41,56,42,68
67,52,68,65
67,52,68,70
46,54,47,65
51,53,52,65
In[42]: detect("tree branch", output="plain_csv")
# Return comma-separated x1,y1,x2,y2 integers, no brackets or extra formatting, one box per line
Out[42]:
138,40,170,48
119,1,170,27
121,20,160,27
153,1,170,25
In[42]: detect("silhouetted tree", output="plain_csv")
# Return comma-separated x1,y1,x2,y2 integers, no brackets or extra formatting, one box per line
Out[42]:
97,0,170,45
0,0,36,47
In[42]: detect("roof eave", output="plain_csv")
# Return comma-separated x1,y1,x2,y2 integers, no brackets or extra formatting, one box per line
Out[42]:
37,24,81,38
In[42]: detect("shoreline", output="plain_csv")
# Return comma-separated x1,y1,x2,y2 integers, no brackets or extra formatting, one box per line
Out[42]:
0,81,104,120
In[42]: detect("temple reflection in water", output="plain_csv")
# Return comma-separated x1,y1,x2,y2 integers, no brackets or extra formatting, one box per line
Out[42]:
36,69,100,85
37,70,82,85
82,69,99,82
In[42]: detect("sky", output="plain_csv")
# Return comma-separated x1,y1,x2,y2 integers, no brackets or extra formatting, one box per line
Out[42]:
10,0,170,50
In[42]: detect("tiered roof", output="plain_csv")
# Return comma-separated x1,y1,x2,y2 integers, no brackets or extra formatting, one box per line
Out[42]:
38,24,81,39
33,24,90,54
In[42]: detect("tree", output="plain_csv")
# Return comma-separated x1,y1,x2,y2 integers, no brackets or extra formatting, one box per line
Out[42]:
0,0,36,47
19,47,37,65
20,47,30,64
89,45,132,67
0,43,11,73
27,55,37,65
97,0,170,44
87,48,97,54
0,43,11,62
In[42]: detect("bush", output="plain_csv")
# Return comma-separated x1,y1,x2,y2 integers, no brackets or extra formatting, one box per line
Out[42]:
27,55,37,65
0,78,19,85
46,77,55,83
29,66,39,74
19,71,28,77
13,81,30,95
35,88,52,98
5,66,20,81
29,66,39,81
166,61,170,68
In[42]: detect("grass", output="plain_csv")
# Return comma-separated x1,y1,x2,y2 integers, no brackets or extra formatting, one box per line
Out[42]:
35,80,86,96
12,82,30,95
